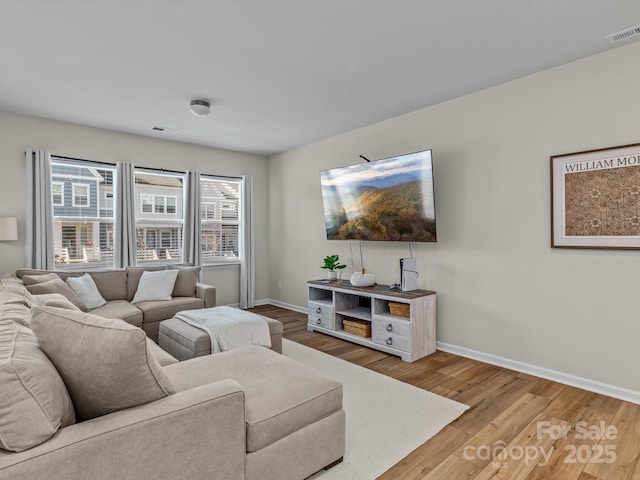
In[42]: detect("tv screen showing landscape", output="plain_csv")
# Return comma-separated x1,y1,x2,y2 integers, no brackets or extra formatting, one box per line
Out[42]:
320,150,437,242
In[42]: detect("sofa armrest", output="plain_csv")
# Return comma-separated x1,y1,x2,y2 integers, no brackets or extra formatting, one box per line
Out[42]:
196,282,216,308
0,380,245,480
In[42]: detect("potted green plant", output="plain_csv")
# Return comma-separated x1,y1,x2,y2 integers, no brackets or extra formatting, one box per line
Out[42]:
321,254,347,281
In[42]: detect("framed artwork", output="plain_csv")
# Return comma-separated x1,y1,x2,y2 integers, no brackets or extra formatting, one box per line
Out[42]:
551,143,640,249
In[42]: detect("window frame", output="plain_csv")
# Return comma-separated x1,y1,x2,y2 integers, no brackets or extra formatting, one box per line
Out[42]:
199,175,243,266
51,157,116,271
134,168,186,266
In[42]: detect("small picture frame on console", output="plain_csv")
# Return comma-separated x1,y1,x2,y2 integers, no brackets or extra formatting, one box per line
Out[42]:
551,142,640,249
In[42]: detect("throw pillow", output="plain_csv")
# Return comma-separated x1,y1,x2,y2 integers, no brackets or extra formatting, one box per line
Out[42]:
26,278,88,312
30,306,175,420
125,266,166,301
0,320,76,452
170,266,201,297
66,273,107,310
132,269,180,304
21,272,60,286
33,293,81,311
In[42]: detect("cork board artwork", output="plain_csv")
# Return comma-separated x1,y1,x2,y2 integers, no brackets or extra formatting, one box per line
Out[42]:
551,143,640,249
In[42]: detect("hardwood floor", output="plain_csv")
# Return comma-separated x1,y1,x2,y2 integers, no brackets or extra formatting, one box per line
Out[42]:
250,304,640,480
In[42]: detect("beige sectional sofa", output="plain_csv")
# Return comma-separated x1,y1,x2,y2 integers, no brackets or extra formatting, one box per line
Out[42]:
0,273,346,480
15,266,216,342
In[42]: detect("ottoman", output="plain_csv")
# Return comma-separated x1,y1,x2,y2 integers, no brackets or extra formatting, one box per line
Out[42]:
159,308,283,361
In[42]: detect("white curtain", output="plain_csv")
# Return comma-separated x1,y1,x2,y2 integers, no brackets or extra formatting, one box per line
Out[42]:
25,149,55,270
240,175,255,309
184,170,201,271
114,162,137,268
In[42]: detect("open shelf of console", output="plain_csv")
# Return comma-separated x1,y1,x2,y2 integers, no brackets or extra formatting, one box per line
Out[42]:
307,279,436,362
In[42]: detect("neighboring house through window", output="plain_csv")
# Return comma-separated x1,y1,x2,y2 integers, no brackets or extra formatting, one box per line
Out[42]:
47,158,244,269
51,158,115,269
200,176,242,265
134,170,185,264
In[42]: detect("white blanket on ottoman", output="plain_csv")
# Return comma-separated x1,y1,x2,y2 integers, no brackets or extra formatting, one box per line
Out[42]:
174,306,272,353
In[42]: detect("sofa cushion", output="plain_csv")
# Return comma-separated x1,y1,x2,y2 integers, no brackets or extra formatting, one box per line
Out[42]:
146,338,179,367
0,274,22,288
21,273,59,286
163,346,343,452
0,284,36,308
132,269,179,304
136,297,205,324
170,266,201,297
89,300,144,328
0,320,76,452
126,266,166,301
0,303,31,327
15,269,52,279
90,271,128,301
26,279,88,312
66,274,107,310
30,305,175,420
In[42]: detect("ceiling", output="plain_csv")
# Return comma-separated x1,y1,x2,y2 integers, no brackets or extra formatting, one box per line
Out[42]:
1,1,639,156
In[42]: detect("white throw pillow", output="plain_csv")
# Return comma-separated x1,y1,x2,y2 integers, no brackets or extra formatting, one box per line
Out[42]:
132,269,179,304
66,274,107,310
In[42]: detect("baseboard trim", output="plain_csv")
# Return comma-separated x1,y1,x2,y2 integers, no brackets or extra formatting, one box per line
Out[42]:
263,301,640,404
264,299,308,314
437,341,640,405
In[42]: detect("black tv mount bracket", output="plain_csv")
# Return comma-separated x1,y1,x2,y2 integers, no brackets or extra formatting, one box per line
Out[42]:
359,155,371,162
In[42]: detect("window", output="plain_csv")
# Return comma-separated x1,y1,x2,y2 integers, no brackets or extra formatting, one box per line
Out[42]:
51,158,116,269
45,158,242,270
166,196,177,214
141,195,153,213
154,196,164,213
200,176,242,264
72,184,89,207
134,170,185,264
52,182,64,206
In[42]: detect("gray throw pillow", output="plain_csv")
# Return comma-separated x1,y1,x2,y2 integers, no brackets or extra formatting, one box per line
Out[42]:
30,306,176,420
0,320,76,452
170,266,201,297
26,278,88,312
21,273,60,286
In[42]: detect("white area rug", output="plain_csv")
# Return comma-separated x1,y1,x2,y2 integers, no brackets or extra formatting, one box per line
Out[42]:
282,339,469,480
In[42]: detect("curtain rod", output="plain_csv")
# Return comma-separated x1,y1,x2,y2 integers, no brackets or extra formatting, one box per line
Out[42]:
201,173,243,181
135,165,185,175
51,154,116,167
49,154,241,179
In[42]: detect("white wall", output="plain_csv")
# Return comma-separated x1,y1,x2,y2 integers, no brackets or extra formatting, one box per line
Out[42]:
268,41,640,393
0,112,268,306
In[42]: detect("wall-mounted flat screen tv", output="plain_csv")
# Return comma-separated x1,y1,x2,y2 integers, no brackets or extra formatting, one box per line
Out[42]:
320,149,437,242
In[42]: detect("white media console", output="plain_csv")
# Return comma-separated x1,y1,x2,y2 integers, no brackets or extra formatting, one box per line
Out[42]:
307,280,436,362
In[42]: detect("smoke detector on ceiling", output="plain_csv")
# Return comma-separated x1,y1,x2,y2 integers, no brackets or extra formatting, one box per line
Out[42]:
190,99,211,117
606,25,640,44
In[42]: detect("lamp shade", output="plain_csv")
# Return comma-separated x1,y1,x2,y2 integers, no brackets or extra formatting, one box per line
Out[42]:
0,217,18,241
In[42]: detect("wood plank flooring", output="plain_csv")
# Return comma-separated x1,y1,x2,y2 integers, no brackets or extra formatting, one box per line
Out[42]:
250,304,640,480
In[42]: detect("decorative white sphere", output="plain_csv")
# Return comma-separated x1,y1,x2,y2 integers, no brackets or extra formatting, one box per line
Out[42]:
350,270,375,287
